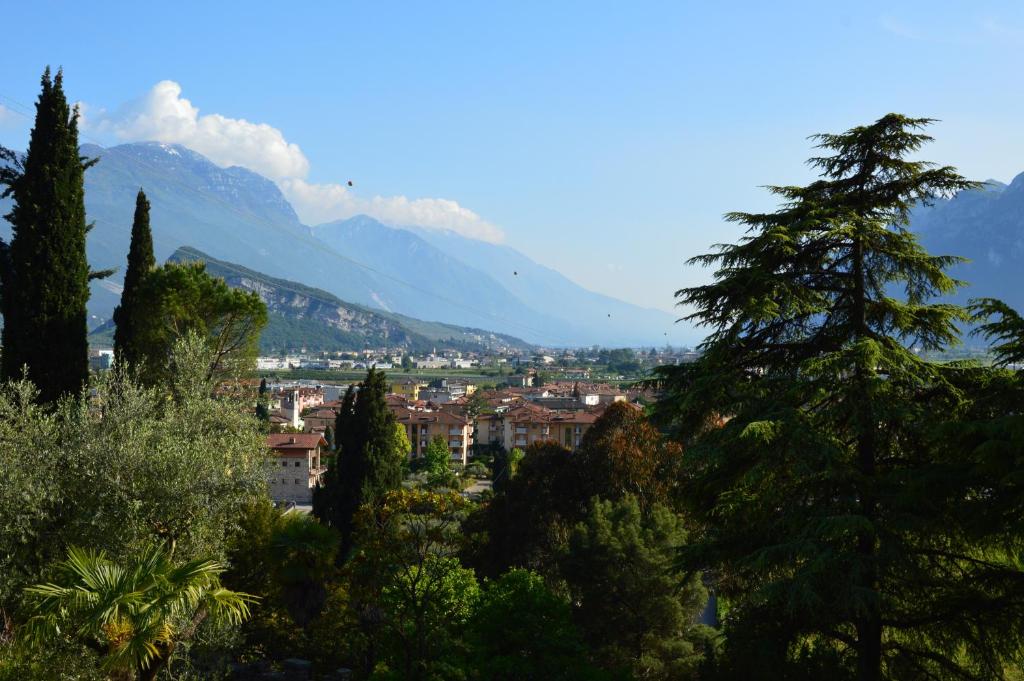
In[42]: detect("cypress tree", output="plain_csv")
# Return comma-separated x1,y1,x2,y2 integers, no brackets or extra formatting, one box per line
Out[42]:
654,115,1024,680
313,369,403,553
254,377,270,424
112,189,155,372
0,68,100,403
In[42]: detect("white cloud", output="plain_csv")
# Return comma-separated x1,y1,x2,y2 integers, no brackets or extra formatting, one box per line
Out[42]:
81,81,505,242
84,81,308,181
280,178,505,243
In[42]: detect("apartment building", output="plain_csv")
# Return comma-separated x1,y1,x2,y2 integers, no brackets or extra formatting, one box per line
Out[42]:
473,403,600,452
390,405,473,466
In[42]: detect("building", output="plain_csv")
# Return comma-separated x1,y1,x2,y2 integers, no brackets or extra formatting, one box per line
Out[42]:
303,408,337,433
474,412,506,451
256,356,288,371
390,405,474,466
501,404,599,451
89,349,114,372
266,433,327,504
390,378,427,401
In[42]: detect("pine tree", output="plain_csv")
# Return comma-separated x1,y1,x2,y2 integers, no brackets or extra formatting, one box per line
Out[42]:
0,68,106,403
314,369,403,553
112,189,155,372
653,115,1024,680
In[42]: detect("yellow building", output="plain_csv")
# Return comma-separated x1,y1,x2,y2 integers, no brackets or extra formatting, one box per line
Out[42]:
390,377,427,401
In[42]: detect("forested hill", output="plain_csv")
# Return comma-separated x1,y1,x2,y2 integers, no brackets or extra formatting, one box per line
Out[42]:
166,247,534,354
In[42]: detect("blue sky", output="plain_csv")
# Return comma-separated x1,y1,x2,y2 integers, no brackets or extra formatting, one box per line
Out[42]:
1,1,1023,317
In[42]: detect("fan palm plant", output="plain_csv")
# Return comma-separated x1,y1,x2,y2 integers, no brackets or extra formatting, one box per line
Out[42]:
23,544,256,681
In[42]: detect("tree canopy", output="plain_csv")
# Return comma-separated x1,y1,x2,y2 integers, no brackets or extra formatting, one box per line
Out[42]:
0,68,107,403
314,368,404,553
131,262,267,385
651,114,1024,681
112,189,156,373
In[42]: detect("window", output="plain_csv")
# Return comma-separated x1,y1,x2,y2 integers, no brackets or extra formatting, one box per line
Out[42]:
281,461,288,467
295,478,302,484
294,461,300,467
282,479,288,484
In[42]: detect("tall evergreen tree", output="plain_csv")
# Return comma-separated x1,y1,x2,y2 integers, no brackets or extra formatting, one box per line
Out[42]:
653,115,1024,680
112,189,155,371
0,68,107,403
314,369,403,553
254,377,270,424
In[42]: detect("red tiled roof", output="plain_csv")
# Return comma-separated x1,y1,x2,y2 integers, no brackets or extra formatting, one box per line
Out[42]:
267,433,326,451
389,405,469,427
307,409,337,419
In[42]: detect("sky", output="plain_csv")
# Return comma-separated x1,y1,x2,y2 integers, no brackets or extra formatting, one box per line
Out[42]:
1,1,1023,317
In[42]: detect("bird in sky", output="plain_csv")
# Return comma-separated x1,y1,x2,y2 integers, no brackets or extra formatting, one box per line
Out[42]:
347,180,354,187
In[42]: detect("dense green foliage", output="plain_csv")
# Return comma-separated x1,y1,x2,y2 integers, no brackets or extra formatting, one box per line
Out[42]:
423,434,452,486
0,335,268,678
5,87,1024,681
562,495,712,680
268,512,340,628
314,368,405,552
466,569,599,681
0,68,104,403
652,114,1024,681
490,446,524,495
112,190,156,371
131,262,267,385
348,489,477,680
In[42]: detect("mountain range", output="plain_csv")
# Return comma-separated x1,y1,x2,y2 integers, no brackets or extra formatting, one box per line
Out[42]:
911,176,1024,313
0,142,681,347
2,142,1022,347
166,246,533,354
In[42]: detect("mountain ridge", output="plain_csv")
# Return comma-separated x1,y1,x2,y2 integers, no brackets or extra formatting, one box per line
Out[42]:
2,141,683,345
88,246,534,354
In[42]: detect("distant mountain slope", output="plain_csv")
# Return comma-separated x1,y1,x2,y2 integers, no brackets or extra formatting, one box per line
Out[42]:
167,246,534,353
412,226,681,345
310,215,573,343
2,142,396,327
2,141,684,345
911,175,1024,312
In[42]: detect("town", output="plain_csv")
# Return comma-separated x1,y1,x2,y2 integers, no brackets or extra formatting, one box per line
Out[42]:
4,5,1024,680
260,369,654,505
